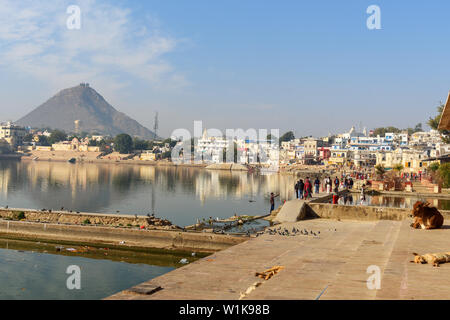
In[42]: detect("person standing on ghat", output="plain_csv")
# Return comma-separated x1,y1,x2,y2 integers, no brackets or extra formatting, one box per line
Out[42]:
314,177,320,194
270,192,279,213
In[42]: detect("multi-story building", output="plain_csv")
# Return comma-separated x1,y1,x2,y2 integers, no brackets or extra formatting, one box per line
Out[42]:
0,122,27,147
376,148,429,172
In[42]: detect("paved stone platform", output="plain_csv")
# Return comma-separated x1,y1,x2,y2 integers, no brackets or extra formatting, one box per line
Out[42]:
107,218,450,300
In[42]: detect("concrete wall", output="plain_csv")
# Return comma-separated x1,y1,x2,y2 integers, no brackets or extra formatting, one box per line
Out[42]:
0,220,247,253
0,209,172,228
307,203,410,221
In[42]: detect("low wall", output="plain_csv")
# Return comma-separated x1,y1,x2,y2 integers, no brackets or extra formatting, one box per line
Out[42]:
0,209,173,228
0,220,247,253
307,203,410,221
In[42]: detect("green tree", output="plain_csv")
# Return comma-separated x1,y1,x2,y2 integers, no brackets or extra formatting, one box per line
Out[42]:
279,131,295,145
428,103,450,143
375,164,386,178
38,135,50,146
48,130,67,145
0,139,11,154
438,163,450,188
133,138,149,150
414,123,423,132
429,162,440,172
114,134,133,154
23,133,33,143
393,163,404,176
372,127,401,136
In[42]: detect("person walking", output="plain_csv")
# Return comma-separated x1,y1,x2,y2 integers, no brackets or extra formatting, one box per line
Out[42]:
304,177,312,199
334,177,340,193
270,192,279,213
294,180,299,199
314,177,320,194
332,192,339,204
298,179,304,199
326,176,332,194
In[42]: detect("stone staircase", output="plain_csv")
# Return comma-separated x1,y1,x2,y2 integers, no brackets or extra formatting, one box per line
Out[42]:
412,180,440,194
108,218,450,300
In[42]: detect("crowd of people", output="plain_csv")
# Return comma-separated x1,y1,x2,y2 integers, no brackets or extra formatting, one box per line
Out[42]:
294,177,321,199
270,169,374,213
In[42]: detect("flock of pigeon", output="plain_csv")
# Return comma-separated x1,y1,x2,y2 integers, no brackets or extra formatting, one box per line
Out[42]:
257,226,338,238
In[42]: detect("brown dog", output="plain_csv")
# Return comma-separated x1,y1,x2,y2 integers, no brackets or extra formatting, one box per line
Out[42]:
412,252,450,267
410,201,444,230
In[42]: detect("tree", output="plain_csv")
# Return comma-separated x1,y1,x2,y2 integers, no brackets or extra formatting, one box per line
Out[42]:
429,162,440,172
414,123,423,132
438,163,450,188
48,130,67,145
279,131,295,145
375,164,386,179
428,103,450,143
38,135,50,146
133,138,149,150
114,134,133,154
393,163,404,176
23,134,33,143
372,127,401,136
0,139,11,154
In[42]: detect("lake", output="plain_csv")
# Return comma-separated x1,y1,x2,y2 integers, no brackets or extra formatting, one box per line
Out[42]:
0,159,296,299
340,193,450,210
0,160,296,226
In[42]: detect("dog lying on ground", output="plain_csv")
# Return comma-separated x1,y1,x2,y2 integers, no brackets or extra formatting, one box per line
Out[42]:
412,252,450,267
410,201,444,230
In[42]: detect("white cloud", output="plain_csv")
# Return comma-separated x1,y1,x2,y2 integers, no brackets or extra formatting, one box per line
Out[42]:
0,0,187,92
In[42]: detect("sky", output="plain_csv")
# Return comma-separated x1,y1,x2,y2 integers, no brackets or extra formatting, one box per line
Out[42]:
0,0,449,138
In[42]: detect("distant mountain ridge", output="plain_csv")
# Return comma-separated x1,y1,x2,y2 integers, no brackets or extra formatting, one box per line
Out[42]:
16,84,157,139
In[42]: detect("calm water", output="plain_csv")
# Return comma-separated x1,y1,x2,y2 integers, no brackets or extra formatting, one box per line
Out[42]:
340,193,450,210
0,159,298,299
0,238,189,300
0,160,296,226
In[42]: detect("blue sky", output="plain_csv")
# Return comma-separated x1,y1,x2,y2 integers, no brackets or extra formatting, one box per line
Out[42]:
0,0,449,137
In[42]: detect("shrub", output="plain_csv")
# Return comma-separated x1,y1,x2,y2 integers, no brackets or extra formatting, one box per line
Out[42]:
13,211,26,220
438,163,450,188
82,219,91,225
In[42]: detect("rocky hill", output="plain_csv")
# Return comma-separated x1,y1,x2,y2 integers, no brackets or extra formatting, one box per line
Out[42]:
17,84,157,139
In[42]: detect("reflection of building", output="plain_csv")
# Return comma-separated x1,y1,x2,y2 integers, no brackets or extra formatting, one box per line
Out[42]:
0,122,26,146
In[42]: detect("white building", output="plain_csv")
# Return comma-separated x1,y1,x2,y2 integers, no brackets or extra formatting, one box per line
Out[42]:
0,122,27,146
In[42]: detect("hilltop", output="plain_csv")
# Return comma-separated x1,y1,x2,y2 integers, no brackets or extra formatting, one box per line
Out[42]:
16,84,157,139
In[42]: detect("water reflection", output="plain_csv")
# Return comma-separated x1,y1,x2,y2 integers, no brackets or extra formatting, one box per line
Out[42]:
342,193,450,210
0,160,297,226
